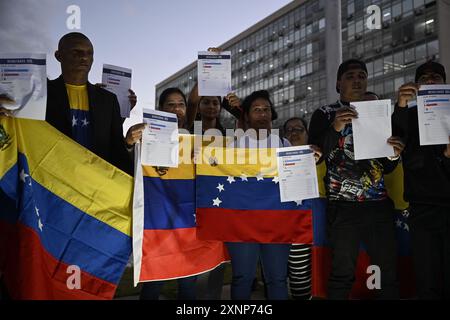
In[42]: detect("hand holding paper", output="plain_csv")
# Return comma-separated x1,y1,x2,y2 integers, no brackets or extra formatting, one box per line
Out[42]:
277,145,319,202
101,64,132,118
351,99,395,160
125,123,146,146
417,84,450,146
387,136,405,157
332,105,358,131
397,82,419,108
0,53,47,120
141,109,179,167
197,51,232,97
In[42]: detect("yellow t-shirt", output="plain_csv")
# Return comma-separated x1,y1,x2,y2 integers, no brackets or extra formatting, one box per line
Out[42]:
65,83,91,148
65,83,89,111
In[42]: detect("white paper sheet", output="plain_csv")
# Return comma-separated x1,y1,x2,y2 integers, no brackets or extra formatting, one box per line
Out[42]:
141,108,179,167
197,51,232,97
277,146,319,202
417,84,450,146
351,99,395,160
102,64,132,118
0,53,47,120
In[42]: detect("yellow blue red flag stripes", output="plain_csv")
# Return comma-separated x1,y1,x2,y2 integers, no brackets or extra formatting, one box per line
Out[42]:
0,118,132,300
132,136,228,284
196,147,313,243
311,162,415,298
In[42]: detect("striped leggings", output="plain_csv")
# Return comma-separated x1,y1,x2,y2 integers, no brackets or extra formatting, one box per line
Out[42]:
288,244,312,300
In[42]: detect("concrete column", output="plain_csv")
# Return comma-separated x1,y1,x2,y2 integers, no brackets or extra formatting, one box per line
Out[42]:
437,0,450,77
325,0,342,104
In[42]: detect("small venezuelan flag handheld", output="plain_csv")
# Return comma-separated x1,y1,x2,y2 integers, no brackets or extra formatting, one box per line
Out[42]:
196,146,313,243
0,118,132,300
132,135,228,285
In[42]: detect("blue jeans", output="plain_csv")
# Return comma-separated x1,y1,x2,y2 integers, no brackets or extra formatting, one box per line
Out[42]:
225,242,291,300
139,276,197,300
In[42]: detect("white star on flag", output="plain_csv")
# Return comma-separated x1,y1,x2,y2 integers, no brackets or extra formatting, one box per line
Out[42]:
35,206,40,217
395,219,402,228
227,176,235,184
403,223,409,232
72,115,78,127
38,219,43,232
272,176,279,184
216,183,225,192
240,173,248,181
81,118,89,126
193,214,196,223
212,197,222,207
402,210,410,218
256,173,264,181
19,169,29,183
295,200,303,206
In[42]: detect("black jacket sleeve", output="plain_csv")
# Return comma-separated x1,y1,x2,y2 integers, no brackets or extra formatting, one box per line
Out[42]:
378,157,400,175
308,108,341,159
392,104,409,138
109,95,134,175
440,152,450,174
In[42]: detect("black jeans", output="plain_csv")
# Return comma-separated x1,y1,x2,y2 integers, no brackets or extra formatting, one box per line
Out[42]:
327,199,399,300
409,204,450,299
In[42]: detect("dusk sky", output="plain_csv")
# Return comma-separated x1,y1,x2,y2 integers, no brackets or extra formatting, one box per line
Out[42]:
0,0,292,129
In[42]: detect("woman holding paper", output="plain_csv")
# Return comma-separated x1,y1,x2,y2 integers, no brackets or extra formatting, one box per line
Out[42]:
185,82,242,300
283,117,316,300
186,47,243,135
223,90,290,300
186,82,232,136
139,87,198,300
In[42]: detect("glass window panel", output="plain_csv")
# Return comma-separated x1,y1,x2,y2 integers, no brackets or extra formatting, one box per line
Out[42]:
347,1,355,16
427,39,439,58
414,0,424,8
319,18,326,30
383,6,391,22
404,47,415,66
416,43,427,61
356,19,363,33
374,58,383,77
393,3,402,17
394,51,404,69
403,0,413,13
384,79,394,94
395,76,405,91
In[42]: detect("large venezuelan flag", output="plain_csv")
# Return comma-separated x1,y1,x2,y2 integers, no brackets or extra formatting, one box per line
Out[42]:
133,135,228,284
196,147,313,243
0,118,132,300
311,162,415,299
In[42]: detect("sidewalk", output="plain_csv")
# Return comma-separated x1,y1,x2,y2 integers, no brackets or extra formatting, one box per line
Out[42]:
115,282,267,300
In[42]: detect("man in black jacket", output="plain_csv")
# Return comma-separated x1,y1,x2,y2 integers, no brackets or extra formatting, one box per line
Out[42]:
46,32,148,175
1,32,145,174
392,61,450,299
309,59,405,299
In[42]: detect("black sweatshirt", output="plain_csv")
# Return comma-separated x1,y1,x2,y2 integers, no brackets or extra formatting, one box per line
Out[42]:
392,104,450,207
309,101,399,202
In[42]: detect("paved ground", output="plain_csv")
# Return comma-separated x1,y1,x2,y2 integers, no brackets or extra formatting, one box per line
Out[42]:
115,282,267,300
